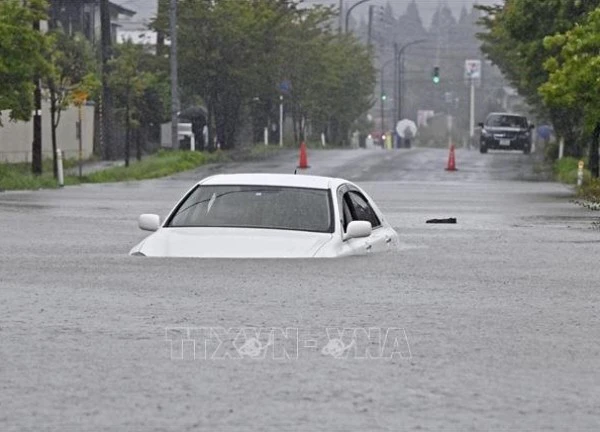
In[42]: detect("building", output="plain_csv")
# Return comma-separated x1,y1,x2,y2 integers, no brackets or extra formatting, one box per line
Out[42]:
48,0,136,44
0,2,137,163
0,103,95,164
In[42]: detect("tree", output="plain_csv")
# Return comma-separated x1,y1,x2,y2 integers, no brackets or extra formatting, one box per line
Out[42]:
476,0,600,157
275,5,374,144
44,31,98,178
173,0,296,149
430,4,456,30
109,41,165,166
404,0,423,28
0,0,49,124
459,5,469,24
154,0,375,149
539,9,600,178
134,53,170,158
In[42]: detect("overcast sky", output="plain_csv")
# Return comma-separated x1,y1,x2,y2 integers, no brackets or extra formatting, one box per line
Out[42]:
114,0,499,28
304,0,498,27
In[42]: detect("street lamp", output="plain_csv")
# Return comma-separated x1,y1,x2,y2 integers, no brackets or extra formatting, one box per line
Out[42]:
380,57,396,140
396,39,428,123
345,0,371,33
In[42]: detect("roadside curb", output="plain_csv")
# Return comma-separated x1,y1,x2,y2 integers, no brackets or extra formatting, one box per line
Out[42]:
571,198,600,211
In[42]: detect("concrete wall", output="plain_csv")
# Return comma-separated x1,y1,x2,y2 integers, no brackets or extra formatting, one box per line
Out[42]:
0,102,95,163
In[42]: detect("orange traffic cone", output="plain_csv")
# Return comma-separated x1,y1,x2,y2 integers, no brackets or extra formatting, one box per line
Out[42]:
446,144,457,171
298,142,310,169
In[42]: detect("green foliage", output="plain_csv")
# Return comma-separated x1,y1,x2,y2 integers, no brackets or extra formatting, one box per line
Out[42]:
544,139,559,162
110,42,169,126
275,7,375,144
540,9,600,131
0,151,225,190
43,30,99,177
109,41,170,164
478,0,598,106
539,7,600,176
44,30,99,113
553,157,591,184
0,0,49,124
0,159,78,190
155,0,375,148
82,150,226,183
476,0,600,157
577,178,600,204
109,41,155,128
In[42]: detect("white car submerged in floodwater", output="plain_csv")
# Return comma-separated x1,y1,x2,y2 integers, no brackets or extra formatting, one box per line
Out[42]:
129,173,398,258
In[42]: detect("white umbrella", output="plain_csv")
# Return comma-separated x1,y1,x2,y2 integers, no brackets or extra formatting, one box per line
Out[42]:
395,119,418,138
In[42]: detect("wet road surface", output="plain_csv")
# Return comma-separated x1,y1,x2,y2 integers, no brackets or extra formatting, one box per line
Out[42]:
1,147,599,431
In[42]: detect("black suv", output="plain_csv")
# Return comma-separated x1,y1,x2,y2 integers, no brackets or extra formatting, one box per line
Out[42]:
479,113,534,154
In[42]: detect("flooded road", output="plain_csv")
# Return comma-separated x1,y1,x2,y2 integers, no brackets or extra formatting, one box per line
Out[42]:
1,148,599,431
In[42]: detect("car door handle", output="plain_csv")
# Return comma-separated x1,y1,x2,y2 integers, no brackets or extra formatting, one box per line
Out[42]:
366,244,372,251
385,237,392,244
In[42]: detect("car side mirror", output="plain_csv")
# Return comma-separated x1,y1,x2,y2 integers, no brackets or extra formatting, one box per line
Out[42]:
478,122,484,128
529,124,535,130
346,220,372,239
138,214,161,232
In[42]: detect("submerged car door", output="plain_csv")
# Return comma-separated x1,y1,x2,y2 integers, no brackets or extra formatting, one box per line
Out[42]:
338,185,389,255
346,190,390,253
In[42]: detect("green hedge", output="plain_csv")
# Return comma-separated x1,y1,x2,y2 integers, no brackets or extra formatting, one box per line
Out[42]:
577,178,600,205
0,150,225,191
553,157,591,184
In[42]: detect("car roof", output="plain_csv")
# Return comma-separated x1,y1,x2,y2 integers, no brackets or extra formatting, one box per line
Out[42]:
487,112,527,118
199,173,347,190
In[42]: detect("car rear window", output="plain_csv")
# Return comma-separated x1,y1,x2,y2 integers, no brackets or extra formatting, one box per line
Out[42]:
166,185,334,233
486,115,528,128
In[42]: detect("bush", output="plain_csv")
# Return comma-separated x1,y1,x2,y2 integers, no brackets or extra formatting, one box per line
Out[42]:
83,150,225,183
553,157,591,184
544,139,559,162
0,161,75,190
0,151,226,190
577,178,600,205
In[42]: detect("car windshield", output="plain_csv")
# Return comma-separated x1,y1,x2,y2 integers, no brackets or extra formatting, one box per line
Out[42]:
167,185,334,233
486,115,528,128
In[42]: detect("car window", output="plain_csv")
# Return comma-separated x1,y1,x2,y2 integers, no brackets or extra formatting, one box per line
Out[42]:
342,191,381,231
167,185,334,233
342,195,354,232
486,115,528,128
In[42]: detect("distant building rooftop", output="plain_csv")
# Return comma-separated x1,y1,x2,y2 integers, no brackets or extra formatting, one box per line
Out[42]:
117,29,163,46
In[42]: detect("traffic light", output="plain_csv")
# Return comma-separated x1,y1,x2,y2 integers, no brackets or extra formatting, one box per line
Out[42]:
432,66,440,84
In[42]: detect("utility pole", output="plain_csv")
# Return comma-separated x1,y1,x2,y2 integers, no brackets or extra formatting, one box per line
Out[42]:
398,52,403,121
380,58,395,142
396,39,428,123
469,77,475,147
380,93,385,141
100,0,113,160
32,19,42,175
367,5,374,47
279,95,284,147
393,43,398,130
170,0,179,150
338,0,343,34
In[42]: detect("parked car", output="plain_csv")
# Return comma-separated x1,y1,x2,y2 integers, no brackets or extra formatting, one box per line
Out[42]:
130,173,399,258
479,113,534,154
